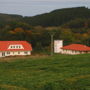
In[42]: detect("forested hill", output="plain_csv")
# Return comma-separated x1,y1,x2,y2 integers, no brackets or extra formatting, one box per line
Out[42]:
0,7,90,27
0,7,90,48
24,7,90,26
0,13,23,22
0,13,23,27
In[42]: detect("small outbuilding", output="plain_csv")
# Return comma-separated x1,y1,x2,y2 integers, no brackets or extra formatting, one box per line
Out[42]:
0,41,32,57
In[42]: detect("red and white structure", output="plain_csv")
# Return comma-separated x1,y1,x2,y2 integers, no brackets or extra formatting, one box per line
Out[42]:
54,40,90,55
0,41,32,57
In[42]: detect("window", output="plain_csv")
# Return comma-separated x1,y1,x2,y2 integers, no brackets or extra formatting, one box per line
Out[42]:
18,52,20,54
24,51,28,54
2,52,5,56
16,46,21,48
19,46,21,48
8,45,24,49
7,52,10,54
16,46,18,48
13,46,15,48
10,46,15,49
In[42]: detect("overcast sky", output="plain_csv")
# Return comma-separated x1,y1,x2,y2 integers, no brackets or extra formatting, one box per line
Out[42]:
0,0,90,16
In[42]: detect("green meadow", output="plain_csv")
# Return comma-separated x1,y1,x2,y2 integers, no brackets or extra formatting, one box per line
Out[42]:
0,54,90,90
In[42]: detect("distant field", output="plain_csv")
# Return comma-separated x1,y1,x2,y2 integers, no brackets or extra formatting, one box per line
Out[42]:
0,54,90,90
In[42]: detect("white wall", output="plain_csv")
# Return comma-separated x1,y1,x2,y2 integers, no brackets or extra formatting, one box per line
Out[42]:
0,52,2,57
61,49,89,55
54,40,63,53
0,51,31,57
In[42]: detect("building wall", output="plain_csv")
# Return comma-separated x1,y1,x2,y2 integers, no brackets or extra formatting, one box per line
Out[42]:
0,52,2,57
61,49,90,55
0,51,31,57
54,40,63,53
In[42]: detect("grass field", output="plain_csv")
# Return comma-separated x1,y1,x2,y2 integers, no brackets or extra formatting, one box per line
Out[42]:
0,54,90,90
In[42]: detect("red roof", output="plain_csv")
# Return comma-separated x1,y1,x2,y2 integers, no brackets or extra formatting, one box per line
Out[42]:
0,41,32,51
62,44,90,51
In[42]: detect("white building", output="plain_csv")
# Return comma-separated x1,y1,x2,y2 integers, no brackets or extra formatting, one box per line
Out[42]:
0,41,32,57
54,40,63,53
54,40,90,55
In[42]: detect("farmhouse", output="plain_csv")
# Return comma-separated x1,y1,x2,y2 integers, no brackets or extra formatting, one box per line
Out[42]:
54,40,90,55
0,41,32,57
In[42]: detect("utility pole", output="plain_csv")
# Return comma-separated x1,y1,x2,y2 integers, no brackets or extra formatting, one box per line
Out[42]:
46,28,56,56
51,34,54,56
50,31,56,56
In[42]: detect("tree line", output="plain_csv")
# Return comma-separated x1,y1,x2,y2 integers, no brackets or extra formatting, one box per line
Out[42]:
0,7,90,52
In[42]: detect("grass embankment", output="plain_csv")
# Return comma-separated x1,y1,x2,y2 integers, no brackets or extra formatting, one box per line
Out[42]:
0,54,90,90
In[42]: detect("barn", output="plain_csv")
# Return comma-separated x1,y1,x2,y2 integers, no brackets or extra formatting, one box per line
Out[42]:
0,41,32,57
54,40,90,55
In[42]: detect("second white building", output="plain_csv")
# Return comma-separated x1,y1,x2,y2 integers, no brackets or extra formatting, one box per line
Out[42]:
54,40,90,55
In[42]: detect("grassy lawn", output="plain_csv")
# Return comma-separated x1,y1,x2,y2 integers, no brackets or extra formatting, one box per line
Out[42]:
0,54,90,90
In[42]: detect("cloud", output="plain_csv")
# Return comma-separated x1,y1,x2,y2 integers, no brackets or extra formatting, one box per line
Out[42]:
25,0,76,1
26,0,88,1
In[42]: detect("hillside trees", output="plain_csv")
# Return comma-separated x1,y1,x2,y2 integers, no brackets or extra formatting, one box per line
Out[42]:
1,23,90,48
1,7,90,50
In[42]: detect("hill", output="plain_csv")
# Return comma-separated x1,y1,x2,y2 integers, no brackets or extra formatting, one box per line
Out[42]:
0,7,90,48
0,13,23,27
0,7,90,27
0,54,90,90
24,7,90,26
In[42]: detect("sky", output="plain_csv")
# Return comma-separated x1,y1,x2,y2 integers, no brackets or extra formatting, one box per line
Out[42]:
0,0,90,16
